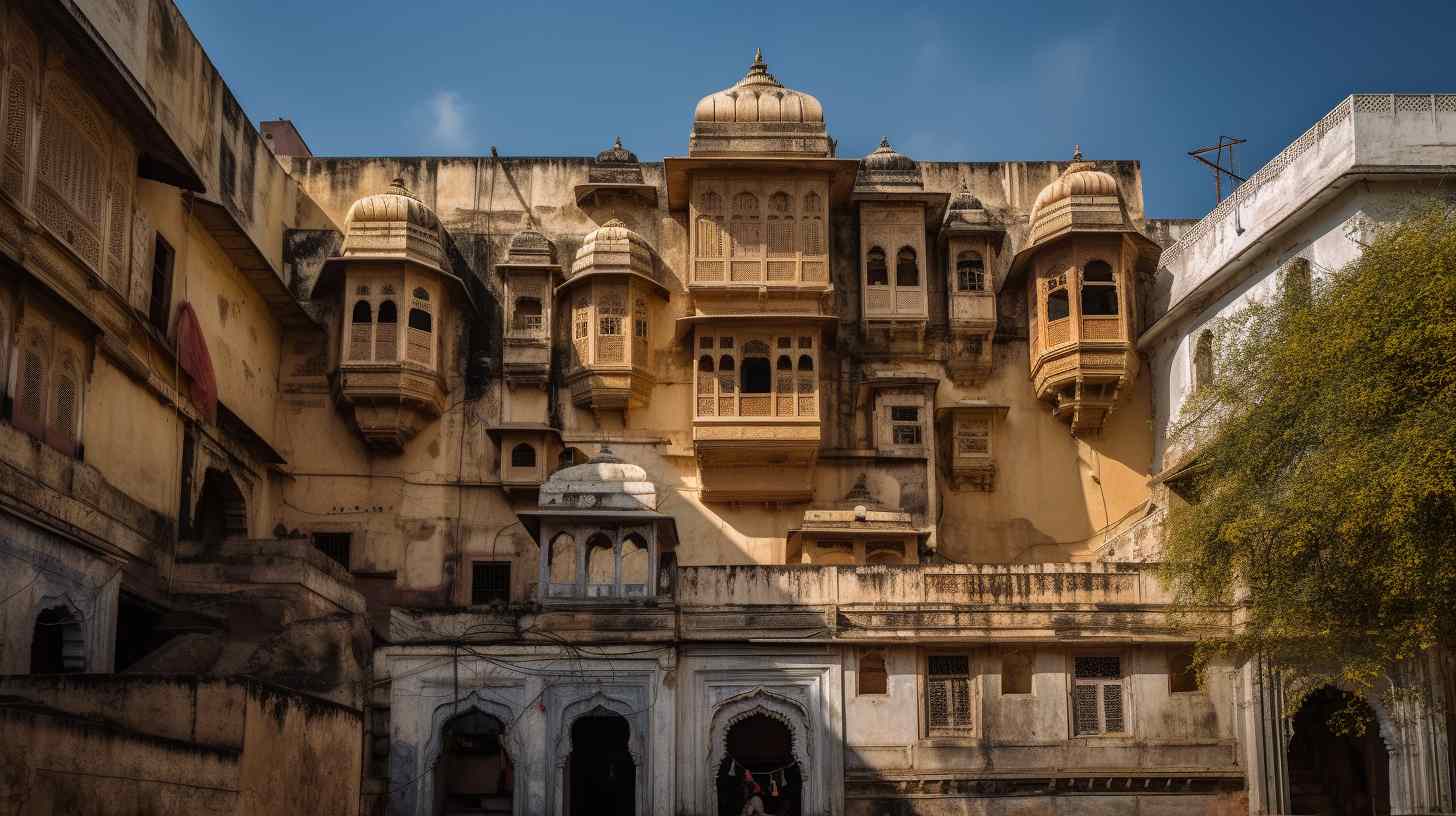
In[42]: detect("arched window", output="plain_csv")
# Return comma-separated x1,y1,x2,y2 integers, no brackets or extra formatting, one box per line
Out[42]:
956,251,985,291
1081,260,1118,315
697,355,716,415
802,191,824,255
375,300,397,361
586,533,615,593
548,533,577,588
1046,272,1070,322
776,355,793,371
896,247,919,287
1282,257,1312,305
349,300,372,361
859,651,888,695
1194,330,1215,392
730,192,761,258
741,357,771,394
49,352,79,456
866,247,888,286
621,533,649,591
510,443,535,469
407,287,433,366
31,606,85,674
767,191,795,257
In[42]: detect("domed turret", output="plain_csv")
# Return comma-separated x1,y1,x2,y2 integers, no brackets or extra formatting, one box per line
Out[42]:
855,138,921,190
595,136,639,165
570,218,655,280
561,218,668,413
1013,148,1161,435
689,50,831,157
527,447,672,603
339,178,445,272
1026,148,1128,250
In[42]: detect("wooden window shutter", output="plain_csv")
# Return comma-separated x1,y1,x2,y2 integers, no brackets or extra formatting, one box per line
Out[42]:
47,350,79,456
13,321,49,438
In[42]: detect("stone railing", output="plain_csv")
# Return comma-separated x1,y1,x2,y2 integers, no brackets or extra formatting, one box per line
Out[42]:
1160,94,1456,268
677,563,1167,608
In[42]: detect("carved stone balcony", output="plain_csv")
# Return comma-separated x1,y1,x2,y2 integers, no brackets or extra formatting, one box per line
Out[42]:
334,363,447,451
692,417,822,503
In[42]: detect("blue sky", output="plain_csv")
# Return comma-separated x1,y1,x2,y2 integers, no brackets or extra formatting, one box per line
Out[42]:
176,0,1456,219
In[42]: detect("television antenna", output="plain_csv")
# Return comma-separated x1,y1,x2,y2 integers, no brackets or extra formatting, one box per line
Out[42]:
1188,136,1246,205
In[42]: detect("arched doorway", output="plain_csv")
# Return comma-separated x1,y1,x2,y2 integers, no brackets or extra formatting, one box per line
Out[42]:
717,714,802,816
195,468,247,551
566,714,635,816
1287,687,1391,816
30,605,85,674
433,709,513,816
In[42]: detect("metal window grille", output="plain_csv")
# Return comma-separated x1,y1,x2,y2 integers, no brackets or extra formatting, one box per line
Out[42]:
1072,655,1124,735
926,655,972,734
471,562,511,605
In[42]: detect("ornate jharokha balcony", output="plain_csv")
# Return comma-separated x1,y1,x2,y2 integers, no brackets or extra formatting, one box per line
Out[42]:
692,334,822,503
673,563,1217,641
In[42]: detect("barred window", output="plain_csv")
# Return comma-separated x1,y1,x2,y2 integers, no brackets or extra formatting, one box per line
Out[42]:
926,654,972,735
891,406,921,446
599,316,623,336
957,251,986,291
1072,655,1125,735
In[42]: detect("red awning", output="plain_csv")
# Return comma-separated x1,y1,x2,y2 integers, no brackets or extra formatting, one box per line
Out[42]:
174,302,217,423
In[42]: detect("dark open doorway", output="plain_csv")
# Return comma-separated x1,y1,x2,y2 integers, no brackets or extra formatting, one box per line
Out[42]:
717,713,801,816
195,468,247,553
434,709,513,816
30,605,85,674
567,713,635,816
1288,687,1391,816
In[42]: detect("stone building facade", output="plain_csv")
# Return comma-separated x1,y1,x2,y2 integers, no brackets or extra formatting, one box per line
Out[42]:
0,1,1453,815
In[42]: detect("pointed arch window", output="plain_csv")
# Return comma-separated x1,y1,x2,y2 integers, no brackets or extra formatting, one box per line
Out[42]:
1080,260,1118,316
407,287,434,367
896,247,919,287
866,247,888,287
730,192,762,258
1193,330,1215,393
349,300,372,361
767,191,795,257
375,300,398,361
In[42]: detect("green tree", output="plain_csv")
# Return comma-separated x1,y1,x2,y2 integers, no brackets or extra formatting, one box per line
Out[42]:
1161,202,1456,707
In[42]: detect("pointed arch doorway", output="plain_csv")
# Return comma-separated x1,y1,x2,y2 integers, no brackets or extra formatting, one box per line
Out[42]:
1287,687,1391,816
563,712,636,816
716,712,802,816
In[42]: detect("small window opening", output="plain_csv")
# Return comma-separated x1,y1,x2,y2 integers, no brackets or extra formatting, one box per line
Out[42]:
1047,289,1070,321
409,308,432,332
741,357,771,394
859,651,888,695
866,247,888,286
513,297,543,333
957,251,985,291
1002,650,1033,695
31,606,85,674
1080,260,1119,316
1193,330,1215,393
1169,648,1201,693
510,443,536,469
148,234,175,333
926,654,972,734
896,246,919,287
471,562,511,605
891,406,921,446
